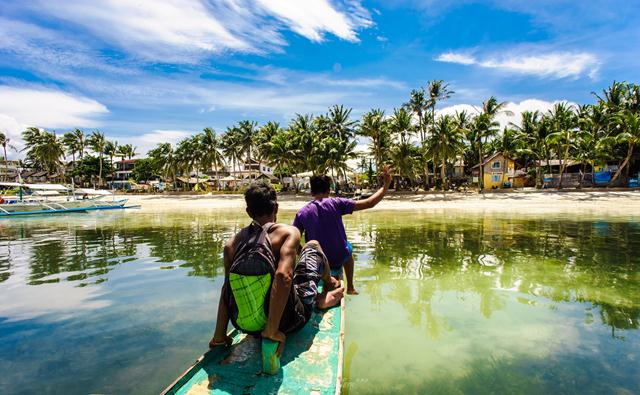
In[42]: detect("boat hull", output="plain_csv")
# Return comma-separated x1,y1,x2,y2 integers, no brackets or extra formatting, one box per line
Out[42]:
162,293,345,395
0,200,138,217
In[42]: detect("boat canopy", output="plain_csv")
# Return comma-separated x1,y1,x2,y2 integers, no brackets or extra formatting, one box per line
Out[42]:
74,188,112,196
33,190,62,196
0,182,69,191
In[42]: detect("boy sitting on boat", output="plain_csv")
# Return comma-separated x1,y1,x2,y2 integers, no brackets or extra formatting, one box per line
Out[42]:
209,183,344,354
293,165,392,294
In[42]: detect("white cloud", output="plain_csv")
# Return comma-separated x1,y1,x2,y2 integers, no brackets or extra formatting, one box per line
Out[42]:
33,0,250,59
255,0,372,42
437,99,578,130
435,50,600,79
435,52,476,65
25,0,372,61
0,86,108,128
0,86,108,158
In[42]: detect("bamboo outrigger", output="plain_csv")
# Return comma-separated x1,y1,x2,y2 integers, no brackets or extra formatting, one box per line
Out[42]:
161,293,345,395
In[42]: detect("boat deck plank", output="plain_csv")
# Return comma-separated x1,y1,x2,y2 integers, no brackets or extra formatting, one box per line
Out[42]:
163,301,343,395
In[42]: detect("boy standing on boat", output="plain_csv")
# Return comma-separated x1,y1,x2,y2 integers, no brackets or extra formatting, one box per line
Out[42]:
293,165,392,295
209,183,343,354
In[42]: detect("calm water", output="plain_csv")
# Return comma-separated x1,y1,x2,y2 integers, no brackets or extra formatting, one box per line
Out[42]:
1,209,639,394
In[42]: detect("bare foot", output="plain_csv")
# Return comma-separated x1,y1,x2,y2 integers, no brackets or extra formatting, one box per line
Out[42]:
347,287,359,295
317,287,344,309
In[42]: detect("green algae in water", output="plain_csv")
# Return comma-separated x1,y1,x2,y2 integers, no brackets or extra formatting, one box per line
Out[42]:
0,210,639,394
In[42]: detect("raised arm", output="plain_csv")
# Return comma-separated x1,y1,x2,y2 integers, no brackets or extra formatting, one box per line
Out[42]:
261,225,301,354
354,165,392,212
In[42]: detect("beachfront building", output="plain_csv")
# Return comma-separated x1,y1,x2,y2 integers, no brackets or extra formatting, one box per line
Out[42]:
471,152,517,189
0,160,20,181
452,158,465,179
232,159,278,185
114,159,137,181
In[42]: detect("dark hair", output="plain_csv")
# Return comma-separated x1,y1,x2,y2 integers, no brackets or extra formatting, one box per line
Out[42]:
244,182,277,218
310,175,331,195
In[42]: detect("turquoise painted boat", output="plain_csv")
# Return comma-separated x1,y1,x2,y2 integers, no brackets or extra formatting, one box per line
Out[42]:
161,296,345,395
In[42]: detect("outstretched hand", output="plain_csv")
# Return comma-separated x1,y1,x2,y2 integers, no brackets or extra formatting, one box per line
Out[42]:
382,164,392,188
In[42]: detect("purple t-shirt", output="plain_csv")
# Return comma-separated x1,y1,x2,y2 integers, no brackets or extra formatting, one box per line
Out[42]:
293,197,356,269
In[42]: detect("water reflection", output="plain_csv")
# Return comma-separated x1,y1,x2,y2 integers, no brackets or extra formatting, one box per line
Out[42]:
349,213,640,333
0,212,240,288
0,210,639,394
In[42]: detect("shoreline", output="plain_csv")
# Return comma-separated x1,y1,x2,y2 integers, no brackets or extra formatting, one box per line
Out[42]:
116,189,640,215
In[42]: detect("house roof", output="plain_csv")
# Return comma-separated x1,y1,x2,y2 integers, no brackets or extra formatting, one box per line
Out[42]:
177,177,207,184
535,159,579,167
470,152,516,169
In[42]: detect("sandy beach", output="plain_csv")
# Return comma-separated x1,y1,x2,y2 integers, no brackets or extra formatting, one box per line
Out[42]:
117,190,640,216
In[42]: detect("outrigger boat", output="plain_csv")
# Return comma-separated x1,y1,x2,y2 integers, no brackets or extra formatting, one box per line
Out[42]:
161,291,345,395
0,182,138,217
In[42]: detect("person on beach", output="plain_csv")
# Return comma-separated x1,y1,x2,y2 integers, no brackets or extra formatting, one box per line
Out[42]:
209,183,344,354
293,165,392,295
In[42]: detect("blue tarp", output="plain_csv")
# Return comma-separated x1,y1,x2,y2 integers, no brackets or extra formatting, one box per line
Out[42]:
593,171,612,185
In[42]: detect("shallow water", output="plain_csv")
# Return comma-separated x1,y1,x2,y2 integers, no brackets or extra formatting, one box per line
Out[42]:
0,209,639,394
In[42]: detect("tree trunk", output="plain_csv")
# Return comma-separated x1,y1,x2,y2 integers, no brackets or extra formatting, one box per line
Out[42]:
579,162,586,189
3,145,7,182
536,163,542,188
503,156,507,188
98,154,103,187
478,142,484,190
609,144,634,186
441,159,446,190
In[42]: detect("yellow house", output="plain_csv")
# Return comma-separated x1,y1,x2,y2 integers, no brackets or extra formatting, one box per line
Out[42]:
471,152,517,189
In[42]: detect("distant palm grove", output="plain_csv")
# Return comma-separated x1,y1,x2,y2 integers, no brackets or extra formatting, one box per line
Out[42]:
2,80,640,191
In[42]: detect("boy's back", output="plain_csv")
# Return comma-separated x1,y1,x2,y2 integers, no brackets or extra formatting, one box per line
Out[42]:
293,197,355,269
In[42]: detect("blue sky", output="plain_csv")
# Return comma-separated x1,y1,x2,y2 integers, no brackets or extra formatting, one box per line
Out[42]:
1,0,639,157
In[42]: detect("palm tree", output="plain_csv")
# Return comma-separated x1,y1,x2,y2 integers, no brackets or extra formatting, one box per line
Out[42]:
289,114,320,175
604,110,640,185
148,143,178,189
200,127,225,190
474,96,509,190
68,129,86,160
0,131,18,181
266,129,295,187
391,142,420,190
389,107,414,145
545,102,577,189
221,127,242,181
404,89,427,142
327,105,358,141
427,115,465,189
359,109,390,186
237,120,258,179
104,140,118,167
117,144,137,161
62,131,81,164
88,131,107,186
255,121,281,164
512,111,546,187
23,129,65,176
